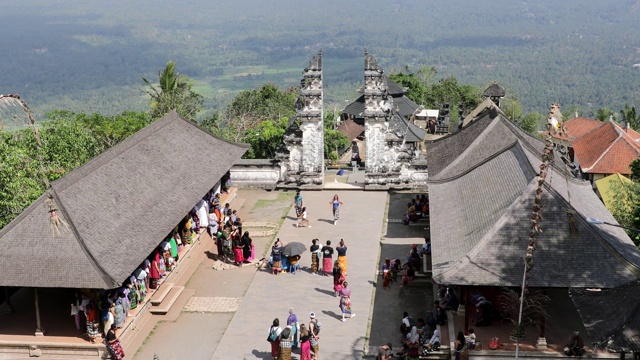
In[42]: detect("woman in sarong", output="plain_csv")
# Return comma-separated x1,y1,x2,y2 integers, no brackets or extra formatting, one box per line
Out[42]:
278,327,292,360
329,194,343,225
241,231,253,262
106,324,125,360
232,230,244,266
339,281,355,322
321,240,333,276
333,260,344,296
271,239,283,275
336,239,348,275
310,239,320,274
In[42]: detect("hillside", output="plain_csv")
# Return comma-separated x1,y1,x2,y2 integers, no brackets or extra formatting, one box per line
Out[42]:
1,0,639,118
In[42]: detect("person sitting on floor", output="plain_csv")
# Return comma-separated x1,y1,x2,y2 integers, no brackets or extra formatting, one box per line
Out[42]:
401,262,416,287
564,331,585,357
423,329,441,352
403,202,419,225
465,328,476,350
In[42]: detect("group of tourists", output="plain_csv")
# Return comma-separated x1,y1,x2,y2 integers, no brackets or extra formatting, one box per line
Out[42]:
293,191,344,228
66,183,230,360
267,309,321,360
209,193,255,266
403,194,429,225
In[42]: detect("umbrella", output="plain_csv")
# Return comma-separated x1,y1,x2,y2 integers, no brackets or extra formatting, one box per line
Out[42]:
282,242,307,257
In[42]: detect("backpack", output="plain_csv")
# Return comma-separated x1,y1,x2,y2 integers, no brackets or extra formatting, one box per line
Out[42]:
311,319,321,336
268,326,279,342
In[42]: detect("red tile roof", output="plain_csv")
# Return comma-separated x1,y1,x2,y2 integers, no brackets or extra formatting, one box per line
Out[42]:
336,118,364,141
564,117,604,139
572,121,640,174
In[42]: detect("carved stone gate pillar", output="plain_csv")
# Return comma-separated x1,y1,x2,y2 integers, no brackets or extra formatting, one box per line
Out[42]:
363,51,393,186
297,51,324,187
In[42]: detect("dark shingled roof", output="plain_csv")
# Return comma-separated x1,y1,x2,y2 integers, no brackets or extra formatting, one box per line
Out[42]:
427,111,640,288
483,83,506,98
385,76,406,96
0,111,248,289
342,95,420,119
336,118,365,141
388,112,428,143
570,280,640,352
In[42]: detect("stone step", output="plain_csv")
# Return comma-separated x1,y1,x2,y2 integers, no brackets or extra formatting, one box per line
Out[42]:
0,341,106,359
149,286,184,315
150,282,174,306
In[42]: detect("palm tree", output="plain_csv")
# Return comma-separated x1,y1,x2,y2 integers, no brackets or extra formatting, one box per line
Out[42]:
620,105,639,130
595,108,612,122
142,61,203,121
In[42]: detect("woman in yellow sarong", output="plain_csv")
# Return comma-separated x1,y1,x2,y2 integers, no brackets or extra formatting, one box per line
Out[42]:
336,239,348,275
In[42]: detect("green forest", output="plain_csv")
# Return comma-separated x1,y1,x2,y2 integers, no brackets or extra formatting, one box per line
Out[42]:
1,0,640,118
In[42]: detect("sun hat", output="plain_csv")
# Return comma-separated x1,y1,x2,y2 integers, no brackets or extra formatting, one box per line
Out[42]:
310,312,316,319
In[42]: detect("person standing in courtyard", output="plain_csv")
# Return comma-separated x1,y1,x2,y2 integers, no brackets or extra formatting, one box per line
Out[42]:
268,318,282,360
310,239,321,274
299,324,311,360
339,281,355,322
287,308,299,349
106,323,125,359
329,194,343,225
309,312,320,360
278,327,293,360
321,240,334,276
336,239,348,275
333,260,344,296
294,190,304,217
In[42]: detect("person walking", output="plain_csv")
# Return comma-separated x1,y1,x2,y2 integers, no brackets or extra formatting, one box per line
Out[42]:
294,190,304,218
321,240,334,276
329,195,343,225
333,260,344,296
339,281,355,322
336,239,348,275
310,239,321,274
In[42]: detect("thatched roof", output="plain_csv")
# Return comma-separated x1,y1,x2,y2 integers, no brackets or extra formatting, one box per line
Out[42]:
0,111,248,289
483,83,506,98
427,110,640,288
570,281,640,352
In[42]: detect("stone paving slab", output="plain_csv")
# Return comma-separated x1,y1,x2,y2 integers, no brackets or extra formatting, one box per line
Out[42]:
211,191,388,360
183,297,242,313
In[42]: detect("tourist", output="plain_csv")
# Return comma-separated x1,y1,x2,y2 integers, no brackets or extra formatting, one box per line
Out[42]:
401,263,415,287
103,303,115,337
564,331,585,357
289,255,301,274
279,326,293,360
149,250,161,289
287,308,299,349
215,229,226,260
401,326,420,359
382,258,393,289
271,239,284,275
400,311,415,336
465,329,476,350
232,229,244,266
296,207,311,228
421,238,431,256
339,281,355,322
106,323,125,359
424,329,441,352
329,194,343,225
294,190,304,215
455,331,468,360
85,303,99,343
321,240,334,276
333,260,344,296
310,239,321,274
208,207,219,237
241,231,254,262
299,324,311,360
336,239,348,274
114,293,126,329
376,343,393,360
444,290,459,313
309,312,320,360
268,318,282,360
416,318,429,343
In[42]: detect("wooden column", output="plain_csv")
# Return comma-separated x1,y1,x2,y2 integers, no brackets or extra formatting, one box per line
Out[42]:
34,288,44,336
463,287,469,333
4,287,13,314
536,290,548,349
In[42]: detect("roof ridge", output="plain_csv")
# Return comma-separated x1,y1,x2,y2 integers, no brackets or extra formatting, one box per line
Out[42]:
581,132,622,172
429,141,519,183
49,188,118,287
433,116,502,178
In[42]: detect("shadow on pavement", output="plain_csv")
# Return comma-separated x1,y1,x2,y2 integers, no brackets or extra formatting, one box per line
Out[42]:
315,287,335,297
250,349,272,359
322,310,344,321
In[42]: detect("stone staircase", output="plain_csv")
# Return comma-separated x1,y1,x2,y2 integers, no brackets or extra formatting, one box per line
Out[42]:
149,283,184,315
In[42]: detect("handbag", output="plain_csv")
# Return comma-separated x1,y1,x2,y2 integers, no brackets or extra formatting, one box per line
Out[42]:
489,337,500,350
